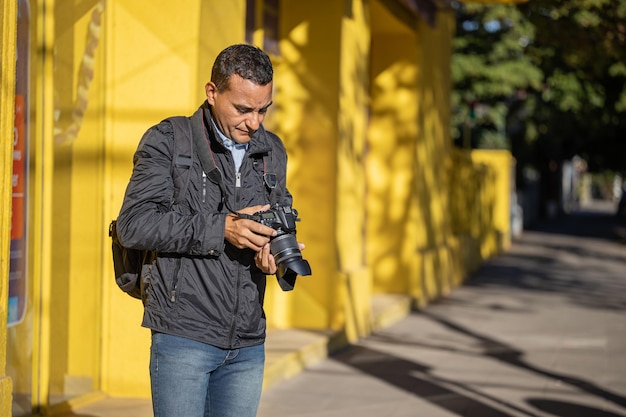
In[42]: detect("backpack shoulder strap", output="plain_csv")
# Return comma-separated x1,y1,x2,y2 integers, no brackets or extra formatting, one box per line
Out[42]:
164,116,193,205
260,152,279,204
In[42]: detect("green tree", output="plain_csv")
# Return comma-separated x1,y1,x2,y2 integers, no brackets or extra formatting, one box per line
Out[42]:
519,0,626,173
451,2,542,150
452,0,626,175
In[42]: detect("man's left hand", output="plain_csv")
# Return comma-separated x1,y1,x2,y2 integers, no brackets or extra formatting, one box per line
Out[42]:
255,243,276,274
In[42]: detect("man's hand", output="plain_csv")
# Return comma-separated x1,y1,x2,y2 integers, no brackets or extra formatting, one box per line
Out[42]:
224,204,276,251
255,243,277,275
255,241,306,276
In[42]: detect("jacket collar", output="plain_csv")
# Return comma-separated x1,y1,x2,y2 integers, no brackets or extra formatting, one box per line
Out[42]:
199,101,271,155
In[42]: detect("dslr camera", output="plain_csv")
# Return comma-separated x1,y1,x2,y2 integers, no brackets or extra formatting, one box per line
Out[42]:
252,204,311,291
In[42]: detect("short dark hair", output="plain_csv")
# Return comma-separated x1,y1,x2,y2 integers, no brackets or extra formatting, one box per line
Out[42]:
211,44,273,92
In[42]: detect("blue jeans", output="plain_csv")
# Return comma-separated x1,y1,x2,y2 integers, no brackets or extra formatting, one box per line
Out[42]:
150,332,265,417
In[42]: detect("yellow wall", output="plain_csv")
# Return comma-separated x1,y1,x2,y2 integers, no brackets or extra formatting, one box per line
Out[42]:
265,0,373,340
335,0,372,340
368,6,419,297
471,149,514,255
367,8,459,304
413,10,458,303
102,0,247,397
264,0,343,332
1,1,18,414
0,0,516,412
47,1,106,401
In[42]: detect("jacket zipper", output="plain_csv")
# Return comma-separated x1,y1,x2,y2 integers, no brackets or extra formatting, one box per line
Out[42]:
155,256,181,302
225,151,247,346
170,258,183,302
202,171,207,203
228,157,244,346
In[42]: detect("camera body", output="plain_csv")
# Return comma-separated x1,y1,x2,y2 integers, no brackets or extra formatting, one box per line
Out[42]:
252,204,312,291
254,204,299,235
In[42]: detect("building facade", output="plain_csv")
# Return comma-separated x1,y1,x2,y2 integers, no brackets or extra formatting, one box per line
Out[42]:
0,0,517,415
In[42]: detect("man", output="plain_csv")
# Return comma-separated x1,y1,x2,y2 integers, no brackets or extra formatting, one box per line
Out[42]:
116,44,299,417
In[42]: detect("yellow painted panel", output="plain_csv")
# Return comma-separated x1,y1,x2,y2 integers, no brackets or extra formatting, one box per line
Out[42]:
102,0,246,398
268,0,344,329
415,10,455,249
335,0,371,336
340,267,372,342
1,0,18,414
46,2,107,402
337,0,369,270
368,25,419,295
368,5,459,301
472,150,513,240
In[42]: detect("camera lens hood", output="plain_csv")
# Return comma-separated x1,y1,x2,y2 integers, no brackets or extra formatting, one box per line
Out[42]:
276,258,312,291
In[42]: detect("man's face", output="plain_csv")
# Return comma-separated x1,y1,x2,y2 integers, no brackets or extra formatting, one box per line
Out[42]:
205,74,273,144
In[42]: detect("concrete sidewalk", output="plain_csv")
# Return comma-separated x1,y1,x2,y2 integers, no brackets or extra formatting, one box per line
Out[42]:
53,200,626,417
258,200,626,417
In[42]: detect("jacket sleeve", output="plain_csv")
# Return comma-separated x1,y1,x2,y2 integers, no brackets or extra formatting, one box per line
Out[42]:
115,122,226,256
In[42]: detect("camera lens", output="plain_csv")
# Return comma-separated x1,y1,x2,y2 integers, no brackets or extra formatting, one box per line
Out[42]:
269,234,312,290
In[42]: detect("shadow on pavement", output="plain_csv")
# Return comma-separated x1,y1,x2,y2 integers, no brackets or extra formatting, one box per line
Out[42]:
526,201,626,242
352,309,626,417
334,344,533,417
527,398,626,417
423,311,626,410
53,415,96,417
333,201,626,417
466,204,626,312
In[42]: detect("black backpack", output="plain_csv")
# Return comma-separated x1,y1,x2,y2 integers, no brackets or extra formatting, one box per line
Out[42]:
109,116,194,299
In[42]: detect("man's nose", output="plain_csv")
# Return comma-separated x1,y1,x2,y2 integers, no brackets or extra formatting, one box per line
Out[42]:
246,112,262,130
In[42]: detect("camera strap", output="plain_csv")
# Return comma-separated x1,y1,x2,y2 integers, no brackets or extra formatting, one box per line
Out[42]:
189,107,257,220
261,154,277,190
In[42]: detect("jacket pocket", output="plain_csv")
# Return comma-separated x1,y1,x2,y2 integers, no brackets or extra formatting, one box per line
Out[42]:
152,256,183,306
168,258,183,302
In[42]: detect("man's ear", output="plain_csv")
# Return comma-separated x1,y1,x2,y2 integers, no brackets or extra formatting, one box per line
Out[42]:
205,82,217,105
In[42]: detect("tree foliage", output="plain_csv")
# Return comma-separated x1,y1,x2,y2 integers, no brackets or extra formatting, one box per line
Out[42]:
451,0,626,175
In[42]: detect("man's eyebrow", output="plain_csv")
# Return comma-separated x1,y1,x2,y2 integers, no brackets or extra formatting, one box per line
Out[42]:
235,104,253,112
234,101,273,112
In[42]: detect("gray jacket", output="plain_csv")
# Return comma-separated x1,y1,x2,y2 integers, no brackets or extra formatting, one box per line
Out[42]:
116,101,291,349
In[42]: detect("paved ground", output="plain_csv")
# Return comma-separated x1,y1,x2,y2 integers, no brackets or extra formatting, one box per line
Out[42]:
257,201,626,417
51,200,626,417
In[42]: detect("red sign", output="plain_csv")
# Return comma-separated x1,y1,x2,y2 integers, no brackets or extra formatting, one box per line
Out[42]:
12,95,25,240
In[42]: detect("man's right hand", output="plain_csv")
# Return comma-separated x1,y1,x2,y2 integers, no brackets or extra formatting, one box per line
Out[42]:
224,204,277,251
